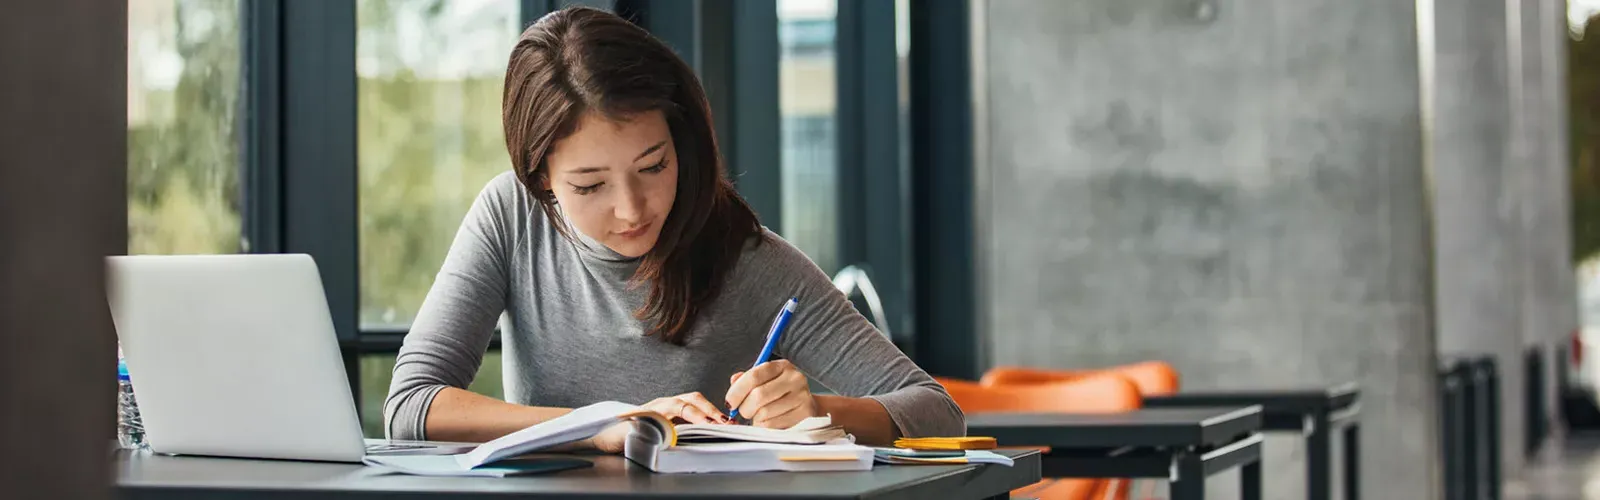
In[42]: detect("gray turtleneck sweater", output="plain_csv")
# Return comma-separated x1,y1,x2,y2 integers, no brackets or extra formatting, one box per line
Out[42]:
382,172,964,441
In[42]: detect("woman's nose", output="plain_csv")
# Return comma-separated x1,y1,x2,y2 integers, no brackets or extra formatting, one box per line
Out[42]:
614,182,649,223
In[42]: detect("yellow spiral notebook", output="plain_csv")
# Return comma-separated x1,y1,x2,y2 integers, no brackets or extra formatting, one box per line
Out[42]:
892,436,998,451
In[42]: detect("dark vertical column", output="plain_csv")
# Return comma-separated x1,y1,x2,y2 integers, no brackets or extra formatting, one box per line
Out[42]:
245,0,283,255
717,0,782,229
836,0,909,339
0,1,127,497
281,0,359,394
909,0,978,379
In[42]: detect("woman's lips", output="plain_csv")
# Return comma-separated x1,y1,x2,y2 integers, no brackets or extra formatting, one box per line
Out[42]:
616,222,652,238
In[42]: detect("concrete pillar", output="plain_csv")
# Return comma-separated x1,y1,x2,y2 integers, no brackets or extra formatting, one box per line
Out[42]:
1510,0,1578,445
974,0,1438,498
1535,0,1577,349
1429,0,1525,476
1540,0,1579,443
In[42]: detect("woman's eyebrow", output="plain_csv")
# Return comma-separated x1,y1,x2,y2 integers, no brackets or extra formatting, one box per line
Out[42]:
570,140,668,174
633,140,668,162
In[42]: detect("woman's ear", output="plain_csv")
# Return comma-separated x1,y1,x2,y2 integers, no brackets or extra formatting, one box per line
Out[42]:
538,170,555,193
533,171,557,203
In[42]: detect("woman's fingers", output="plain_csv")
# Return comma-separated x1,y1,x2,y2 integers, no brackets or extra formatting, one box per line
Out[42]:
642,396,702,424
741,383,794,418
757,406,808,430
724,360,790,411
675,402,719,424
750,393,808,428
640,398,678,422
676,392,731,424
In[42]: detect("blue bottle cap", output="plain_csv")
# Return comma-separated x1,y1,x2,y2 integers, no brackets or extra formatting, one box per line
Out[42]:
117,359,131,381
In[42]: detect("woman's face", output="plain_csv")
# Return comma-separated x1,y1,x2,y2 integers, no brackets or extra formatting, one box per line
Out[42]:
544,109,678,258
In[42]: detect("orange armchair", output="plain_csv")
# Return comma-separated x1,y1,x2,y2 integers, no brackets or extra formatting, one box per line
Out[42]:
980,360,1181,396
941,373,1142,414
937,373,1143,500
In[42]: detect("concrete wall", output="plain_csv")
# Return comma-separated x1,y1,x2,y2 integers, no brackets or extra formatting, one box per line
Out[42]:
1429,0,1526,476
974,0,1439,498
1509,0,1578,443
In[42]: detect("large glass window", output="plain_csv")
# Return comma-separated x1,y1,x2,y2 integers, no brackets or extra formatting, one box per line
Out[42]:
779,0,840,273
357,0,520,329
359,352,503,437
356,0,518,431
127,0,245,255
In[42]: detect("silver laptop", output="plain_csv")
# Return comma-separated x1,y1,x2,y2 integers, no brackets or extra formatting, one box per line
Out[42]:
106,253,473,462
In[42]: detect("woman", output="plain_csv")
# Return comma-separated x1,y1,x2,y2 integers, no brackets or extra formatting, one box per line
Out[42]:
384,6,963,453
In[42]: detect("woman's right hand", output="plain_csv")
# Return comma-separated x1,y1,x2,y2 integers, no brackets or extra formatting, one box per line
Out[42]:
590,392,731,453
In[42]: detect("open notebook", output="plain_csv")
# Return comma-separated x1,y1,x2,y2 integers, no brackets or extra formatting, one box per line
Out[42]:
363,401,873,476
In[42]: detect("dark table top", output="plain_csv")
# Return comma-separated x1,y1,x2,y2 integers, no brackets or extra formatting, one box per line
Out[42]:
965,406,1263,449
1142,383,1360,414
114,448,1041,500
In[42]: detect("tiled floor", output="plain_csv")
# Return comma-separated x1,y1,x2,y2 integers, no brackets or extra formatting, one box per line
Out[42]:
1509,431,1600,499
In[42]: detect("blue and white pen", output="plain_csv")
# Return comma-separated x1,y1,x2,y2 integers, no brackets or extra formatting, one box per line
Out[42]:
728,297,799,420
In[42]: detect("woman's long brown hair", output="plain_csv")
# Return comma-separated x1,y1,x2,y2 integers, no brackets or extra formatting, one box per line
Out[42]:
502,6,762,345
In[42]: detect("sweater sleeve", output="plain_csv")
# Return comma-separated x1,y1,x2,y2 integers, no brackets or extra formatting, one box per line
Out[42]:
749,232,966,438
382,172,520,440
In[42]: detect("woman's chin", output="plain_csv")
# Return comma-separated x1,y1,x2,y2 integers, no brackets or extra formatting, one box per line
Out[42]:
603,239,655,258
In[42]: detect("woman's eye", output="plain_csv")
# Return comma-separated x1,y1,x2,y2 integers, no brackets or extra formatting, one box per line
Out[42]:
641,161,667,174
572,183,602,195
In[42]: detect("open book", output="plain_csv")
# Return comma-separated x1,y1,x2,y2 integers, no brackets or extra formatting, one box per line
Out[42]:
363,401,873,476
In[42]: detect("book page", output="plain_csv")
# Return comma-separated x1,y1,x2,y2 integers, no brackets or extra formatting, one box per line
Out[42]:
457,401,655,468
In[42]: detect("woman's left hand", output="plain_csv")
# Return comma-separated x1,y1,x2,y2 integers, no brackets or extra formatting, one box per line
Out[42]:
724,359,820,429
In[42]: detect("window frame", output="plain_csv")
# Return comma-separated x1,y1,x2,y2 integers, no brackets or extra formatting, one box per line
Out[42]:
245,0,361,396
907,0,979,379
835,0,911,345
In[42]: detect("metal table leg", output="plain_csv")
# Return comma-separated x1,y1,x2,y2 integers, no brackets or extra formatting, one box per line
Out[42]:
1172,450,1206,500
1343,422,1360,500
1463,371,1480,500
1308,412,1331,500
1442,373,1463,500
1241,457,1262,500
1485,362,1501,500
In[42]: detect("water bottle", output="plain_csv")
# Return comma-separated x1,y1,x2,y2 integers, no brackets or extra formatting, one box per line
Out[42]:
117,357,147,450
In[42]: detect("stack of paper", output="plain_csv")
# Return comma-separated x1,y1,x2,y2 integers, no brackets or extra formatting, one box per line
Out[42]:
871,447,1014,466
